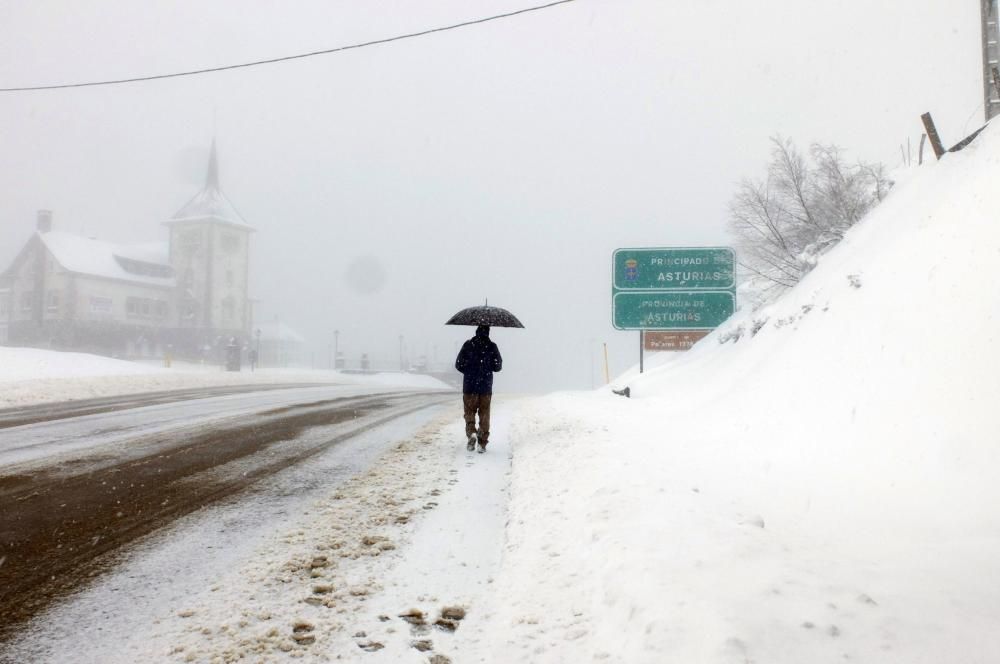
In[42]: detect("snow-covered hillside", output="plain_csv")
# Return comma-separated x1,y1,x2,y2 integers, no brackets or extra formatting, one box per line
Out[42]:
495,124,1000,663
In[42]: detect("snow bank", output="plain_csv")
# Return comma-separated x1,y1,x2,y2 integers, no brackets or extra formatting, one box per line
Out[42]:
0,346,164,382
495,124,1000,662
0,346,450,408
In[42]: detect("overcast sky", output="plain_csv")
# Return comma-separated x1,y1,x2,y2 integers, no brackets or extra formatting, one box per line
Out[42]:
0,0,982,391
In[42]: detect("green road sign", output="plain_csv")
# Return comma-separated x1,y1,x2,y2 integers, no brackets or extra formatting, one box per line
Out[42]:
612,291,735,330
613,247,735,290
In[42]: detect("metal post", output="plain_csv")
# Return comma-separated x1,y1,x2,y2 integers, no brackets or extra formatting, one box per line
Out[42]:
333,329,340,370
254,328,261,371
602,343,610,384
639,330,644,374
982,0,1000,121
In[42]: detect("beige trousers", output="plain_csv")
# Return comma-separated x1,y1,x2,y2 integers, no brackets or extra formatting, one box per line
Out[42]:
463,393,492,445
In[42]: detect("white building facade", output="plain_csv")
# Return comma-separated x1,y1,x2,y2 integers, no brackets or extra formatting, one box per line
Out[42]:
0,144,255,359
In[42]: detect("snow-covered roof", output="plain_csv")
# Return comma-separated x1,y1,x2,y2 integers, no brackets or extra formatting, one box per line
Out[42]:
114,241,169,264
40,232,175,287
167,141,253,230
254,321,305,344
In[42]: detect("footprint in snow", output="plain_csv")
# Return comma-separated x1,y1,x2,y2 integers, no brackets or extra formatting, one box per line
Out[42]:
398,609,426,625
738,515,765,528
434,619,458,632
292,621,315,646
440,606,466,621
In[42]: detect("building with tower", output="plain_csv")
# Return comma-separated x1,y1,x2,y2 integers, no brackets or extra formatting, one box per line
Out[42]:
0,143,256,359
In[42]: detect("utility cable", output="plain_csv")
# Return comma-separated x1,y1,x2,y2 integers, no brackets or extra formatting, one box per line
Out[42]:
0,0,579,92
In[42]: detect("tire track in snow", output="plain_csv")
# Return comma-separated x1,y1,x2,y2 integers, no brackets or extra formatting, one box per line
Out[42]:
0,392,449,640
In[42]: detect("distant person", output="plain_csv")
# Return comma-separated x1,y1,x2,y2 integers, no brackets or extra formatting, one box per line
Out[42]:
455,325,502,453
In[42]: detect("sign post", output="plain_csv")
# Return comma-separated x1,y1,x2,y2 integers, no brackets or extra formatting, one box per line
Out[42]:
639,330,644,373
612,247,736,372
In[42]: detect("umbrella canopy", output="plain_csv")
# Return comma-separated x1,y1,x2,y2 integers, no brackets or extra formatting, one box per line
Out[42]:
445,305,525,328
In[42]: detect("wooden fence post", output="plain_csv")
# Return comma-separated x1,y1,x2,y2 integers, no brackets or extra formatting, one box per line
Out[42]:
921,113,946,160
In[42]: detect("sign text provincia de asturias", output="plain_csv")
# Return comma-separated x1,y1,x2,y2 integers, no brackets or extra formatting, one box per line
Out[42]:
612,247,736,331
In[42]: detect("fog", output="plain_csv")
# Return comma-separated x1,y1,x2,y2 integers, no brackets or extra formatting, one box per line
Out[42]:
0,0,980,392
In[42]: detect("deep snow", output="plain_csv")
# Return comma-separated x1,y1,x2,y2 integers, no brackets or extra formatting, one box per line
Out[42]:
489,123,1000,662
5,122,1000,663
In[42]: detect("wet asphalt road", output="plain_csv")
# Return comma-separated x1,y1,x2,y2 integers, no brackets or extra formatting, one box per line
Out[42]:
0,386,452,641
0,383,330,430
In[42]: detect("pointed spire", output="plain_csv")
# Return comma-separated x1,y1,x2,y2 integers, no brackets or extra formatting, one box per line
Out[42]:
167,137,252,230
206,138,219,189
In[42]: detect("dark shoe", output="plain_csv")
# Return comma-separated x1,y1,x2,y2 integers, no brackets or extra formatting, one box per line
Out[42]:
467,433,477,451
477,442,487,454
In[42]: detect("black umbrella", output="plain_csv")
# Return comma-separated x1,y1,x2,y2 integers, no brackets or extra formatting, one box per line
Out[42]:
445,303,525,328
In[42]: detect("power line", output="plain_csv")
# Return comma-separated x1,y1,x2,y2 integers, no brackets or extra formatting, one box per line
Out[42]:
0,0,579,93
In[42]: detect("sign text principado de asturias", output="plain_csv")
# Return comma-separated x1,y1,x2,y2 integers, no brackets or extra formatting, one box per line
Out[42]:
612,247,736,331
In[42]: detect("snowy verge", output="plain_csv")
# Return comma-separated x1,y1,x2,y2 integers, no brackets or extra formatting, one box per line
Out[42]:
495,389,1000,663
487,122,1000,661
0,346,450,408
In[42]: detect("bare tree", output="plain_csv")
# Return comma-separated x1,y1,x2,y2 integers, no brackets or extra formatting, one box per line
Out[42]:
728,137,891,305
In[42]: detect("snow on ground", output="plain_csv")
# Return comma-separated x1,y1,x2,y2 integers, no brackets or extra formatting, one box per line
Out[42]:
146,408,510,664
7,126,1000,663
488,125,1000,662
0,346,160,382
0,346,449,407
4,401,514,664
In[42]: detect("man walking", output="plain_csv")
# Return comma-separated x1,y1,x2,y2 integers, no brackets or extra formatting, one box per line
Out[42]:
455,325,502,453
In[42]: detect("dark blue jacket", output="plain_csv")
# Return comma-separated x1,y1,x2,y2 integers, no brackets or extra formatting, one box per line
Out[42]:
455,331,502,394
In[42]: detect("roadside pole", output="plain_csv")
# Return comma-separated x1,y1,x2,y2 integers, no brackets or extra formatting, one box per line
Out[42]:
639,331,644,374
603,343,610,384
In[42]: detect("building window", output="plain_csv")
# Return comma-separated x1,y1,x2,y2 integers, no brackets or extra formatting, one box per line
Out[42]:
126,296,168,319
20,291,33,313
46,290,59,313
90,296,113,314
114,255,173,279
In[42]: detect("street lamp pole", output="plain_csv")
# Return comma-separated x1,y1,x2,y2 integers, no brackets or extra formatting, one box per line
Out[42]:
399,334,405,372
254,328,261,372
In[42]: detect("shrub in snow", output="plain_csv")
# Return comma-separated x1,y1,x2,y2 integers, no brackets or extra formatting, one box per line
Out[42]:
729,136,891,307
